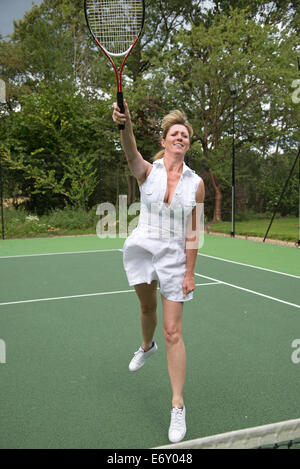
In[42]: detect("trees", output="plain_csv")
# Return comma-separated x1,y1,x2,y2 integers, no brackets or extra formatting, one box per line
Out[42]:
1,87,111,211
0,0,117,212
0,0,298,220
141,7,298,221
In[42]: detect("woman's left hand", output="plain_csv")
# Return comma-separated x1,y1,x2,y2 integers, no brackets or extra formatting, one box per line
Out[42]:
182,273,196,298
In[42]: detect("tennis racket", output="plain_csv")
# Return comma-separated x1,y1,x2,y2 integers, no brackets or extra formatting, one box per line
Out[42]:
84,0,145,130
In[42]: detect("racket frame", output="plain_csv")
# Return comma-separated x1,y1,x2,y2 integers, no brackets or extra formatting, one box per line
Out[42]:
84,0,145,128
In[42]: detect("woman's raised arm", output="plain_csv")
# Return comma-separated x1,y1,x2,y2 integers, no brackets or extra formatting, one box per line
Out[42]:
112,100,152,185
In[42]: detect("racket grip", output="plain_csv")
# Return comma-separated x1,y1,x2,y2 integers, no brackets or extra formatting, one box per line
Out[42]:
117,92,125,131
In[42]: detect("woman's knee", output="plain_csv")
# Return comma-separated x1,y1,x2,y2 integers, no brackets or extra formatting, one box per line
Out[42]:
163,324,181,346
140,300,157,315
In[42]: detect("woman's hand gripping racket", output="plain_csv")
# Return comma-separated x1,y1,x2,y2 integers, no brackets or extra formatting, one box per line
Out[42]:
84,0,145,130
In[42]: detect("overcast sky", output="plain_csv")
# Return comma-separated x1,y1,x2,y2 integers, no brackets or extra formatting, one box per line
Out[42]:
0,0,42,38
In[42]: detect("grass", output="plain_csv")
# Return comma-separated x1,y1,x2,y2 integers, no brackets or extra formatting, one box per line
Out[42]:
0,207,299,243
1,207,97,239
208,216,299,242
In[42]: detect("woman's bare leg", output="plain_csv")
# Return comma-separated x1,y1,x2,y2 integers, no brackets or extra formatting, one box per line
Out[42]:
161,295,185,408
134,281,158,351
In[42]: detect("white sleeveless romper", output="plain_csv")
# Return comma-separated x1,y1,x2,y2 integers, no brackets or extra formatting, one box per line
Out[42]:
123,157,202,302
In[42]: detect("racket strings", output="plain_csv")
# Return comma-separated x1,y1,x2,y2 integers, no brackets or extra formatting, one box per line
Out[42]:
86,0,144,56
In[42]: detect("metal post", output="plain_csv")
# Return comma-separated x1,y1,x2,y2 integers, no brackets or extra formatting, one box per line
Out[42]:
231,101,235,237
98,153,102,203
297,55,300,247
0,78,6,240
0,161,4,240
298,152,300,246
230,84,238,237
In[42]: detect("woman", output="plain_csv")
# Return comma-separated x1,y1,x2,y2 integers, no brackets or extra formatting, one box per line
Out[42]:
112,100,205,444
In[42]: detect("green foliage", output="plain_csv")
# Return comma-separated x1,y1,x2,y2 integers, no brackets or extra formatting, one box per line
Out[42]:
0,0,299,225
258,152,299,216
0,83,116,212
2,205,98,238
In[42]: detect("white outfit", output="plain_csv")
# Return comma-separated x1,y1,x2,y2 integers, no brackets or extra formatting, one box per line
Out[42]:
123,157,202,302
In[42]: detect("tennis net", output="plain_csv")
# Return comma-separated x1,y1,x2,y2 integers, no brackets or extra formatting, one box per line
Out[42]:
154,418,300,449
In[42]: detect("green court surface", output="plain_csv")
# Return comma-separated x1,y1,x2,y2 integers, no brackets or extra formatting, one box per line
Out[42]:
0,234,299,448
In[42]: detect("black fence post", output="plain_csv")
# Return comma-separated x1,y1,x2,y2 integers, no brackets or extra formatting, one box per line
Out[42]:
263,147,300,244
0,160,4,240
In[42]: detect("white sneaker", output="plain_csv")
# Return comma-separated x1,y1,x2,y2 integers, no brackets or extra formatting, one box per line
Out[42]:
168,406,186,443
128,342,158,372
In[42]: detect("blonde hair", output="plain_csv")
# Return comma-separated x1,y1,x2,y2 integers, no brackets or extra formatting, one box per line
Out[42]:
153,110,193,161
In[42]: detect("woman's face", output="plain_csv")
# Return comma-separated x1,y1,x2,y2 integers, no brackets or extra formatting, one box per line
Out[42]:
161,124,190,157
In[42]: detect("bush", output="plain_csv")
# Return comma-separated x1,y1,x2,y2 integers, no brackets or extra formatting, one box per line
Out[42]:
44,207,97,230
235,209,257,221
2,206,99,238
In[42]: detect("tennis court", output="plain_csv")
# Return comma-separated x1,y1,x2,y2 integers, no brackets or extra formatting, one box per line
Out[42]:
0,234,299,449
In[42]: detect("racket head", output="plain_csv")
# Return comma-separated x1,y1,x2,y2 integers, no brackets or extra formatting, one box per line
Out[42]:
84,0,145,57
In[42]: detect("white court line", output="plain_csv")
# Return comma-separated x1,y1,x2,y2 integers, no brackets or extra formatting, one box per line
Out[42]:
0,289,136,306
195,273,300,309
0,282,220,307
1,248,298,281
195,282,221,287
1,247,297,307
198,253,300,279
0,249,121,259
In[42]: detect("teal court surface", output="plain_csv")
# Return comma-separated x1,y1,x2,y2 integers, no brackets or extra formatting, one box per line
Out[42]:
0,234,299,448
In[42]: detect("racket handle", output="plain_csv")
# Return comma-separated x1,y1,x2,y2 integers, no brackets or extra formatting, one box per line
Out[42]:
117,92,125,131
